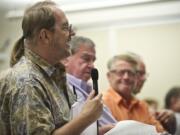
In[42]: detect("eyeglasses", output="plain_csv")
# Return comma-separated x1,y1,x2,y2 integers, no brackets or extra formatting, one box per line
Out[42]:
61,23,75,40
62,23,72,31
69,24,72,33
110,69,136,77
136,70,149,79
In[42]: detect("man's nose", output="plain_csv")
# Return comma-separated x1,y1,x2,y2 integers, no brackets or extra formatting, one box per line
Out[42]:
123,72,130,79
70,29,75,37
68,26,75,41
88,61,94,68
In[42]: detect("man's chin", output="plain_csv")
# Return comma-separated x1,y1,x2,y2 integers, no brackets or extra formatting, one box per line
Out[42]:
120,86,132,93
121,85,130,89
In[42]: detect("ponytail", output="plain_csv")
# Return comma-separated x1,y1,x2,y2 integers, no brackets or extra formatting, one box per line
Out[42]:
10,36,25,67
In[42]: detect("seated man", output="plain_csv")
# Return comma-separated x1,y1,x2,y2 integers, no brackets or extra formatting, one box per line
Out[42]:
62,36,116,135
103,54,164,133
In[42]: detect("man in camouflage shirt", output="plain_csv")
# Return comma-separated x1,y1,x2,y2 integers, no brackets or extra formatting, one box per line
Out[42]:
0,1,103,135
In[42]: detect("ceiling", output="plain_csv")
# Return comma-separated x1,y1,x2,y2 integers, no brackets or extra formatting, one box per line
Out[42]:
0,0,158,11
1,0,180,29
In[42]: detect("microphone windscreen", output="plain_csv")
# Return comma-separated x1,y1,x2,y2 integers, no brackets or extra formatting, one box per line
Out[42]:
91,68,98,80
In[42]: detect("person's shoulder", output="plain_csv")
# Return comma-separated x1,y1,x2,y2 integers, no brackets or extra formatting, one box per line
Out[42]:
0,62,48,97
11,61,35,83
137,99,150,109
3,58,43,87
139,99,148,105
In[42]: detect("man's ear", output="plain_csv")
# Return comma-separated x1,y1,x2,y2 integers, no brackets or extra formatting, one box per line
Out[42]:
60,58,69,67
39,29,52,44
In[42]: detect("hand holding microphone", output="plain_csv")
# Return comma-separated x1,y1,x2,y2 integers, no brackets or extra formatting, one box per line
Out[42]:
80,68,102,133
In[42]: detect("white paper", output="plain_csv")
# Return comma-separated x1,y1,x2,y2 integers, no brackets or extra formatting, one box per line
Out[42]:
105,120,159,135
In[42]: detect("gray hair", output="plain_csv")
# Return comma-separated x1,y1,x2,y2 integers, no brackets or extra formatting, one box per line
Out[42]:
69,36,95,54
107,54,138,71
126,52,144,64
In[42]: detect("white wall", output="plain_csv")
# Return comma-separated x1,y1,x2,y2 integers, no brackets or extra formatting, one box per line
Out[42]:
0,11,21,70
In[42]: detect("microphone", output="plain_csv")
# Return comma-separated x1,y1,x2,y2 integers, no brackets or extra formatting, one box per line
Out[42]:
91,68,100,135
91,68,99,96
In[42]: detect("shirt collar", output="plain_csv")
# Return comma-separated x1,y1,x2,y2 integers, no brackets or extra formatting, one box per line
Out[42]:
108,87,139,108
66,73,92,94
108,87,123,104
24,48,56,77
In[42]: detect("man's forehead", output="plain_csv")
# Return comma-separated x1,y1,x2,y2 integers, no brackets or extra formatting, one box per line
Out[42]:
81,51,96,59
112,60,134,69
114,60,132,65
54,7,68,23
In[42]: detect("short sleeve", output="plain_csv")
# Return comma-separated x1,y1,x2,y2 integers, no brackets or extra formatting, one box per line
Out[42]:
10,82,55,135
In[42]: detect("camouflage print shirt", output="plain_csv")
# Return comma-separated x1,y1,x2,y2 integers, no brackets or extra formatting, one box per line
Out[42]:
0,48,76,135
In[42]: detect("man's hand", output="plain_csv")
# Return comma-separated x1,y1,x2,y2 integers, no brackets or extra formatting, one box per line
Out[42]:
155,109,175,124
99,124,115,135
80,90,103,124
155,109,176,134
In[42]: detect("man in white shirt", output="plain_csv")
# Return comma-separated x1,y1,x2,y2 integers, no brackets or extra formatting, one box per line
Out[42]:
62,36,117,135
